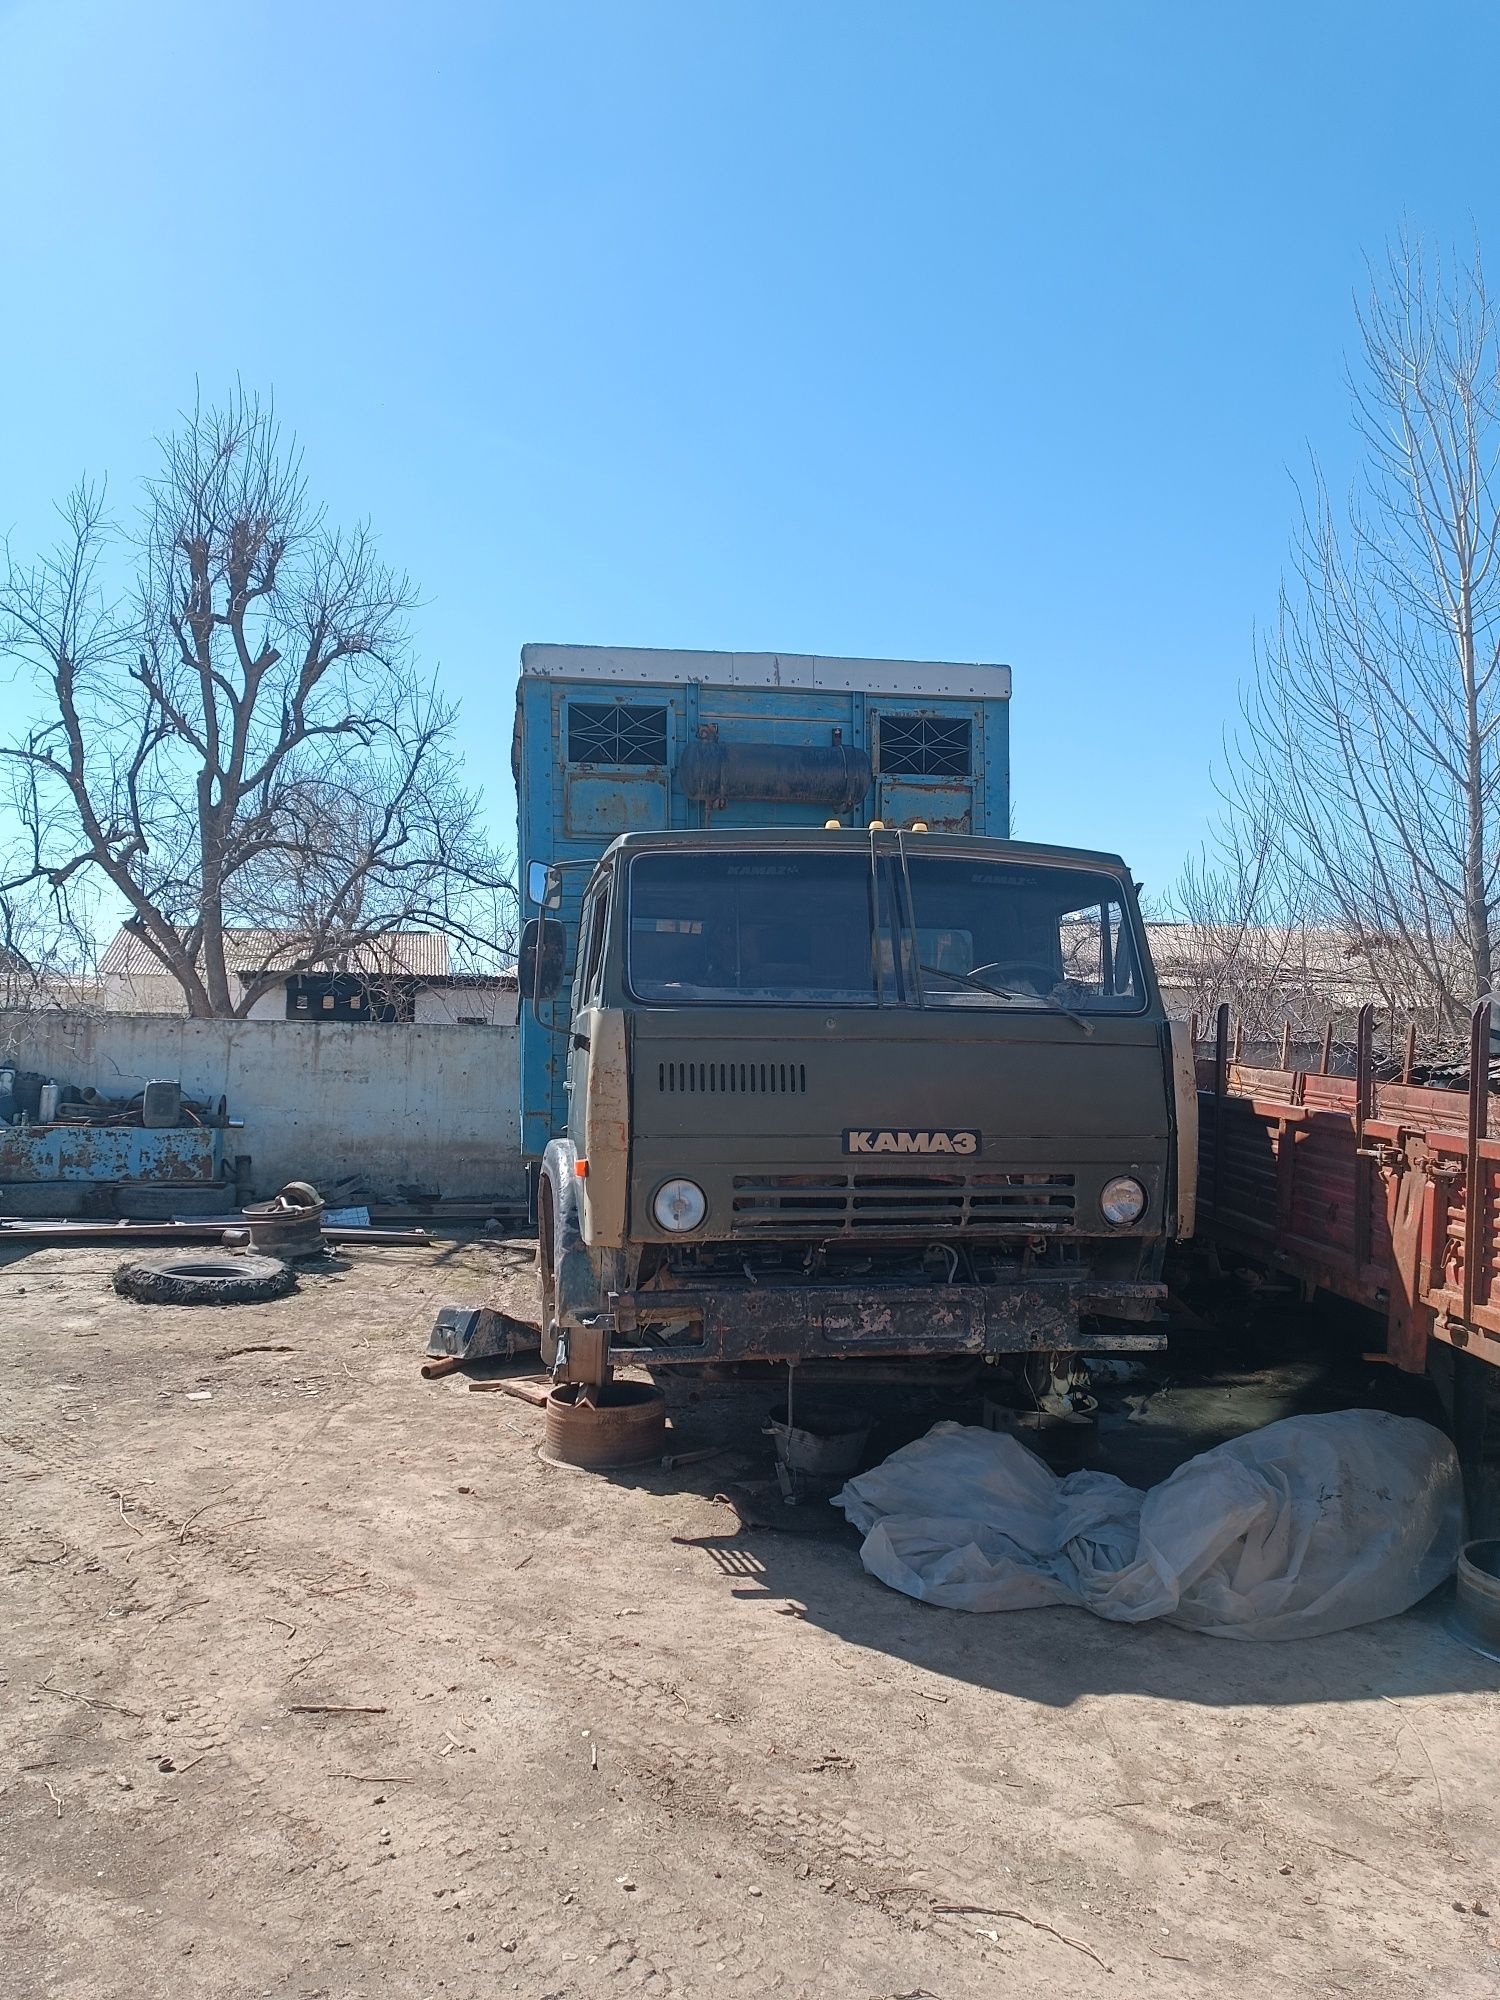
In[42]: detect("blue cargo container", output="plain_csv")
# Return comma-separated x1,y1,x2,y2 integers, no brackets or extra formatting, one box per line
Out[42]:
512,644,1012,1170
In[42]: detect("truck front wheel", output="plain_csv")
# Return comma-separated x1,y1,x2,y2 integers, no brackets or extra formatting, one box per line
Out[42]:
537,1179,560,1370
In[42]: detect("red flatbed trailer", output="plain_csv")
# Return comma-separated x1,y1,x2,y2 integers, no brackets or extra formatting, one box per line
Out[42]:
1195,1000,1500,1520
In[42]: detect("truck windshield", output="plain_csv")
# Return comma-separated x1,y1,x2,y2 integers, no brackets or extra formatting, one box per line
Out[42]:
902,854,1144,1012
625,849,1146,1012
628,852,879,1005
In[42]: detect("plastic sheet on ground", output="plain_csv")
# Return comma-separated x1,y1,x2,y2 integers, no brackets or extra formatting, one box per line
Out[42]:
832,1409,1464,1639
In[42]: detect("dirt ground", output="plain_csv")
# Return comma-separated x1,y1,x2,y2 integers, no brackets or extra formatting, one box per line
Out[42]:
3,1236,1498,2000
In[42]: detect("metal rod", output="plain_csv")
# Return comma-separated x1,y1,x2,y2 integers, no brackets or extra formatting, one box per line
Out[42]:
1353,1002,1376,1276
1211,1002,1230,1221
1355,1003,1375,1131
1403,1021,1417,1085
1462,999,1491,1328
0,1218,431,1245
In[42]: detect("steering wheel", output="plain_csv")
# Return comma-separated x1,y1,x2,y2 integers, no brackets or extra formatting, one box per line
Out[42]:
969,960,1059,992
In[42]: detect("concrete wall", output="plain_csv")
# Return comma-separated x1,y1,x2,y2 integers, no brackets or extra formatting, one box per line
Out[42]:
0,1012,522,1201
413,986,518,1027
244,983,516,1025
98,975,517,1026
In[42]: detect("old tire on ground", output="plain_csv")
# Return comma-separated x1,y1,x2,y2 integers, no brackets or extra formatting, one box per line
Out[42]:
113,1252,293,1307
543,1382,667,1470
275,1181,323,1209
1,1181,94,1219
115,1182,235,1220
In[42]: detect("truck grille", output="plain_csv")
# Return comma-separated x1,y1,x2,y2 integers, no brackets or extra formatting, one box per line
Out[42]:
658,1060,807,1096
728,1170,1076,1235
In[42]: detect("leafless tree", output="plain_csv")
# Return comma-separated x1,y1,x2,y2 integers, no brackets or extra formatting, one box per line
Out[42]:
1161,808,1335,1046
1204,237,1500,1036
0,876,101,1012
0,390,514,1016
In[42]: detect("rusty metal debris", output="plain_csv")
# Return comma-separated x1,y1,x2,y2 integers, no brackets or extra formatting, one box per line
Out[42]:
542,1381,667,1469
424,1305,541,1368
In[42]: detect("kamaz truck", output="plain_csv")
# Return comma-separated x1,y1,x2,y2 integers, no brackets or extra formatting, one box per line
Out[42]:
513,645,1196,1392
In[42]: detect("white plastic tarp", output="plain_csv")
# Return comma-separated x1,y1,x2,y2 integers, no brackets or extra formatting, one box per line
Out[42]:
832,1410,1464,1639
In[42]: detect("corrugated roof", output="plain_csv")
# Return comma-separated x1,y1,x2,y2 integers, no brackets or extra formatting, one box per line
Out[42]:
100,926,451,980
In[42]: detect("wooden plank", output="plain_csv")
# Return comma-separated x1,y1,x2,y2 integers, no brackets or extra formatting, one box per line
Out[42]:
468,1376,552,1406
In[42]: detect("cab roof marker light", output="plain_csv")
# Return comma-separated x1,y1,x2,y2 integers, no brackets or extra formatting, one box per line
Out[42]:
824,819,841,829
909,820,929,832
868,819,886,830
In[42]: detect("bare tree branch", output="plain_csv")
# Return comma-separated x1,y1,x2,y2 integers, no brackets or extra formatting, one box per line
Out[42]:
1186,233,1500,1035
0,387,515,1017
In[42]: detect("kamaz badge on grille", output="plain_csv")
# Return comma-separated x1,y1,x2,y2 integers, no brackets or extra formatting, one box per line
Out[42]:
843,1129,980,1156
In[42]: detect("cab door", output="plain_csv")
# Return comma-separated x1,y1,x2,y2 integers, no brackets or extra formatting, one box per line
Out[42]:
566,867,630,1247
566,874,610,1145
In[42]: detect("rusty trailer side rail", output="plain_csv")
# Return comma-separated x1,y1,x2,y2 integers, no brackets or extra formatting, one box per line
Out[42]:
1195,999,1500,1375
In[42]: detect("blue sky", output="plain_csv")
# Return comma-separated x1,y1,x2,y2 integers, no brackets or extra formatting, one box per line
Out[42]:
3,0,1498,901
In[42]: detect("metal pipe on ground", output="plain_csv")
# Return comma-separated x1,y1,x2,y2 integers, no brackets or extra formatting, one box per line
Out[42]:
419,1354,468,1380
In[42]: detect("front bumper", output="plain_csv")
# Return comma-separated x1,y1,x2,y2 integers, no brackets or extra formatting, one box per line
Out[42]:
603,1275,1166,1364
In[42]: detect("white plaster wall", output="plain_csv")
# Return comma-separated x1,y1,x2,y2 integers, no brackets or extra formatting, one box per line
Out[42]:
96,973,190,1015
414,985,517,1026
215,984,516,1025
0,1013,523,1200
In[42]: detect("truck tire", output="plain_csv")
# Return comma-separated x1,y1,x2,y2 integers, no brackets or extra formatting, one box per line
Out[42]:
1454,1348,1500,1538
116,1183,235,1220
537,1178,560,1369
113,1252,294,1307
1,1181,94,1219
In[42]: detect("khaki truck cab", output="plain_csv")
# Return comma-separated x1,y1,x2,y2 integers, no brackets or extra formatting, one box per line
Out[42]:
527,826,1196,1388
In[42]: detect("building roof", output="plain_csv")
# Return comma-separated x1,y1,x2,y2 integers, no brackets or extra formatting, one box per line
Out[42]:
1142,922,1411,1003
519,643,1011,698
100,926,452,981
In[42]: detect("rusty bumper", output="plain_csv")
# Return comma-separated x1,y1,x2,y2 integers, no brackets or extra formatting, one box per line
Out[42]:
609,1277,1166,1364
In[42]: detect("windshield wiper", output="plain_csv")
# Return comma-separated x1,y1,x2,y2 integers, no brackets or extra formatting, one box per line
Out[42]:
917,964,1095,1035
918,963,1029,1001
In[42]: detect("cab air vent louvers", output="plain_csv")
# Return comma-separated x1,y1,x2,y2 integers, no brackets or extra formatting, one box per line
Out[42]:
658,1060,807,1096
727,1170,1075,1235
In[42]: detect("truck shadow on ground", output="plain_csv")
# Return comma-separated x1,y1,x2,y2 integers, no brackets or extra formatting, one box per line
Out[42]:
652,1313,1500,1711
676,1521,1500,1711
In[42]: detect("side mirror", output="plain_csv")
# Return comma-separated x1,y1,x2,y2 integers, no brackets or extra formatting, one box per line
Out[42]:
519,917,566,1001
526,860,564,910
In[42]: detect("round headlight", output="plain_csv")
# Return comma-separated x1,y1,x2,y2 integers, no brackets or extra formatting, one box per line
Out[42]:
652,1178,707,1232
1100,1175,1147,1226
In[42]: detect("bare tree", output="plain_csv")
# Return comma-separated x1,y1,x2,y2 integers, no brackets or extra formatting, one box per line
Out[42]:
1207,237,1500,1033
0,876,101,1012
0,390,514,1016
1162,797,1451,1053
1162,810,1335,1047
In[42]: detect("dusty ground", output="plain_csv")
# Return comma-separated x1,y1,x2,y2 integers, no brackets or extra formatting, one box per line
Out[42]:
2,1237,1498,2000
